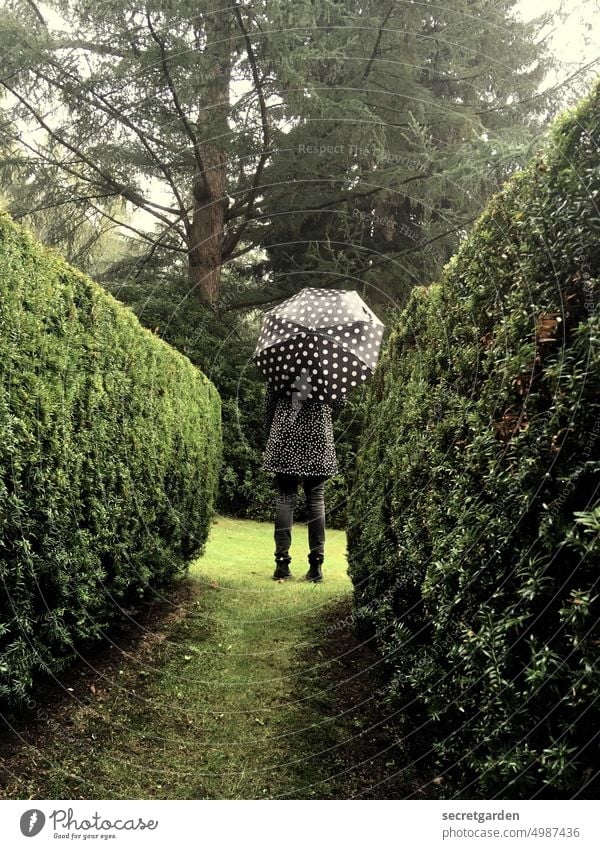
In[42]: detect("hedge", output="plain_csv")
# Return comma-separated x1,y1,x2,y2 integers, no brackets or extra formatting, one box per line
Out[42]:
346,79,600,797
0,211,222,703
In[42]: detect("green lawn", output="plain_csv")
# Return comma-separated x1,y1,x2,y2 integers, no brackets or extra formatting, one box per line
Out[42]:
2,517,411,799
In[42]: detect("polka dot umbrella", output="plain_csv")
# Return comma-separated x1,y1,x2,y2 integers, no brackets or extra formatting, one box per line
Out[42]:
252,287,385,403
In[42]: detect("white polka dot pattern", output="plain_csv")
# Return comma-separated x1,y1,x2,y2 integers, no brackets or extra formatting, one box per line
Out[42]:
252,287,385,403
261,389,344,476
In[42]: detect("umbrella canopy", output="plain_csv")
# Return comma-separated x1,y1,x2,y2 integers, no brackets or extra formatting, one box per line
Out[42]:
253,287,385,403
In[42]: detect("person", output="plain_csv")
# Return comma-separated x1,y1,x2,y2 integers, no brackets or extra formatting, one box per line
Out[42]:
261,381,346,583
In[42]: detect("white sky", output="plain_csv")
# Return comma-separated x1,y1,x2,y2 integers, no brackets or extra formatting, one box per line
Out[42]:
516,0,600,99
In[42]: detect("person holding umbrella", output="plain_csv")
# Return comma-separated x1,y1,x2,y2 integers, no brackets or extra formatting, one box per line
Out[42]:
253,287,384,583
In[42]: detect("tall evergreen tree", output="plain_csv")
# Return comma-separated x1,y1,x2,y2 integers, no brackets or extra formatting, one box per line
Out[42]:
0,0,561,313
259,0,562,311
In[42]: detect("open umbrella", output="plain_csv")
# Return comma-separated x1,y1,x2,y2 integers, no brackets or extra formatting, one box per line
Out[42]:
253,287,385,403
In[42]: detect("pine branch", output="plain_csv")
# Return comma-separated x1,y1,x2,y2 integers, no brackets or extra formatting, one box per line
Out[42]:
11,191,122,219
8,134,188,256
54,39,127,58
475,58,600,116
145,10,207,188
84,198,188,254
393,216,480,258
362,5,394,82
33,61,190,229
223,293,286,312
125,222,189,279
227,242,261,261
0,77,185,232
23,0,46,26
223,2,274,258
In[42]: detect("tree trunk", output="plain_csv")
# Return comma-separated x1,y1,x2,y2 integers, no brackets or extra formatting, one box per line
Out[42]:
188,7,232,307
188,145,228,307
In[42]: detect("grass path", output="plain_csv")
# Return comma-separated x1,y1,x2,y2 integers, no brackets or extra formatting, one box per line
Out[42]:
0,518,418,799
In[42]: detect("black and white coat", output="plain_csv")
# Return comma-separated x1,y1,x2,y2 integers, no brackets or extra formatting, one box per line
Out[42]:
261,385,346,477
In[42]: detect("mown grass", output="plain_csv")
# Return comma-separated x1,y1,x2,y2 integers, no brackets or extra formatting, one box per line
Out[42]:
2,517,409,799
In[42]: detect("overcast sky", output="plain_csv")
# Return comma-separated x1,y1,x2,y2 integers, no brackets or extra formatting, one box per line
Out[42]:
516,0,599,100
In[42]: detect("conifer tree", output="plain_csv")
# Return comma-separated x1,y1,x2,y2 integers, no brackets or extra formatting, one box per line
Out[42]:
0,0,561,311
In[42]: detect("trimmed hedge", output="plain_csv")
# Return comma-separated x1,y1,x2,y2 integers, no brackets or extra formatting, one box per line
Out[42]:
0,212,222,703
347,80,600,797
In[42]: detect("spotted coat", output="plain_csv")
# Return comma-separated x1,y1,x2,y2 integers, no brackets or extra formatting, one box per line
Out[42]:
261,385,346,477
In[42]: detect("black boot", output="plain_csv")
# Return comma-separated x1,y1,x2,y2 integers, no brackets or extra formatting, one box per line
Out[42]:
273,555,292,581
305,553,324,583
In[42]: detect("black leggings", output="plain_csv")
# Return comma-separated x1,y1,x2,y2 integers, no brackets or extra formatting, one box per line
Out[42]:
273,473,327,563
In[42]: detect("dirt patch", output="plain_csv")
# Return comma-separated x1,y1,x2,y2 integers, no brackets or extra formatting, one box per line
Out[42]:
0,576,201,795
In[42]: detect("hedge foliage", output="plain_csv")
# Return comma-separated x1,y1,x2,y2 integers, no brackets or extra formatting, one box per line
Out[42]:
347,80,600,797
0,212,222,703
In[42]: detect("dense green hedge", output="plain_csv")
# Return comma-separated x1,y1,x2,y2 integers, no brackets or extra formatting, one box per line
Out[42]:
347,80,600,797
0,212,222,703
